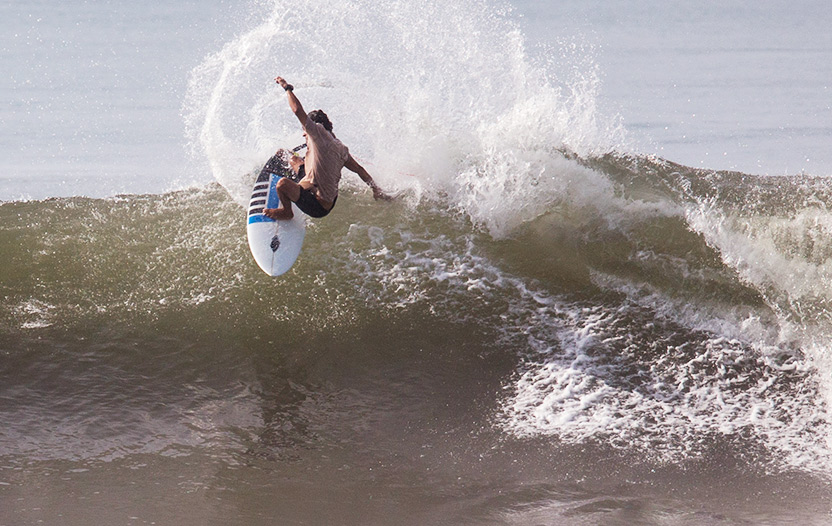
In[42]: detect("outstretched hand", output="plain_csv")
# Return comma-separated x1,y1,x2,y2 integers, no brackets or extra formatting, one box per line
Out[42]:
372,185,395,201
275,76,293,91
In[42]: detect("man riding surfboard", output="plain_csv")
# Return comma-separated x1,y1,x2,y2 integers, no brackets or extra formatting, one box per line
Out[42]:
263,76,388,220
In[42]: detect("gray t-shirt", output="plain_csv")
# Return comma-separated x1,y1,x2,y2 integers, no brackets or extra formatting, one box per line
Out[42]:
301,117,350,204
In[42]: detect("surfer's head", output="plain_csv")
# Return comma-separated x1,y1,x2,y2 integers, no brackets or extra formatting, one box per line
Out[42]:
308,110,333,133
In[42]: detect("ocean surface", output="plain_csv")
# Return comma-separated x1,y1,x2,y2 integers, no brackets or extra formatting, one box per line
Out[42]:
3,0,832,524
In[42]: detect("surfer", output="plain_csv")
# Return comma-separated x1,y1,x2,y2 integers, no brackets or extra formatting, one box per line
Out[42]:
263,76,388,220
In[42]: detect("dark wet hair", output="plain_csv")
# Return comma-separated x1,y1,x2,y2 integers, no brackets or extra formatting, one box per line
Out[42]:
308,109,333,133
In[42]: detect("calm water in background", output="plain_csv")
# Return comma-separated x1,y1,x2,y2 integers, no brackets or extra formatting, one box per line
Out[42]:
523,0,832,176
0,0,233,200
2,0,831,201
3,1,832,525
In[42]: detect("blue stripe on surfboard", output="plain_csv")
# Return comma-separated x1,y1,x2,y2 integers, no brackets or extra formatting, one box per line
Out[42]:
248,173,283,224
267,174,281,208
248,214,275,224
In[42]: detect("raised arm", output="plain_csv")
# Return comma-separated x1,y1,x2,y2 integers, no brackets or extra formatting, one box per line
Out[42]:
275,76,307,127
345,155,390,200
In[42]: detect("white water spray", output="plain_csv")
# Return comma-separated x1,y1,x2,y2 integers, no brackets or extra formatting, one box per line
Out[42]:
184,0,626,235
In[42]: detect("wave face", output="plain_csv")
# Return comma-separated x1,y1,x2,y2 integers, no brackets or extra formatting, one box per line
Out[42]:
4,152,832,478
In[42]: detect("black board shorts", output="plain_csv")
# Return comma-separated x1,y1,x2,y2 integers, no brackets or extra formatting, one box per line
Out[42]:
295,187,335,218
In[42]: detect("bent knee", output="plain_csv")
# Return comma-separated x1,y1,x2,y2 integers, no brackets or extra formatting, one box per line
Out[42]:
276,177,300,200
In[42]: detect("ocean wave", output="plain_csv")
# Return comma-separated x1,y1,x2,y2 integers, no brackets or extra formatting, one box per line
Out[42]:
7,0,832,471
5,151,832,475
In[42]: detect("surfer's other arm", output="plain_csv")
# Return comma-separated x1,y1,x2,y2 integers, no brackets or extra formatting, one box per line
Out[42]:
345,155,390,201
275,76,307,126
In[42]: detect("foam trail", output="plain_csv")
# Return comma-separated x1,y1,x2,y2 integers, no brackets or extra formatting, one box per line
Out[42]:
681,179,832,409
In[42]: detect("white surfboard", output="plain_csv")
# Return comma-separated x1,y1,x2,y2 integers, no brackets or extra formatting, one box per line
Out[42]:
246,151,306,276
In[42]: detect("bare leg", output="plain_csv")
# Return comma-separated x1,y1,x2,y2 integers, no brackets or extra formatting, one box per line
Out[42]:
264,178,302,220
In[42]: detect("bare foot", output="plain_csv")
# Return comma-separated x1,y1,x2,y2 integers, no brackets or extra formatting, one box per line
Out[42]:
263,207,293,220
